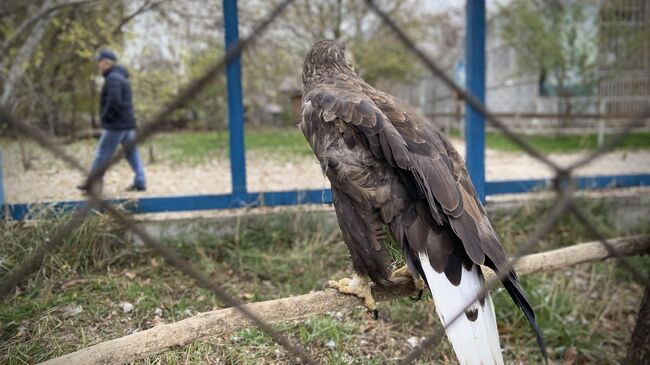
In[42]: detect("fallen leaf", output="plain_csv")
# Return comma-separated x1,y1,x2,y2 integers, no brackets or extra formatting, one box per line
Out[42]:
150,258,159,268
124,271,136,280
152,316,164,327
61,304,83,318
120,302,134,313
62,279,89,289
406,336,425,348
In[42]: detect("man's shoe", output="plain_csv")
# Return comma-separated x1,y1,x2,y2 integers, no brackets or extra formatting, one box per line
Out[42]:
126,184,146,192
77,181,102,194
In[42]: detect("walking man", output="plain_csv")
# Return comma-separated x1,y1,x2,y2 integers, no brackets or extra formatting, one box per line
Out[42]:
79,48,146,193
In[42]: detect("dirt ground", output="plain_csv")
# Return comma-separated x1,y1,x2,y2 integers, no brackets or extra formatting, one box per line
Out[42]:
3,138,650,204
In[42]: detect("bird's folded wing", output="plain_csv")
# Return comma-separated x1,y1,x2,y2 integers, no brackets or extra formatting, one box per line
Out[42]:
304,81,509,272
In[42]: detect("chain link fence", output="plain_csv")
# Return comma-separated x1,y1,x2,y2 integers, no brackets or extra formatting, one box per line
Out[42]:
1,0,649,364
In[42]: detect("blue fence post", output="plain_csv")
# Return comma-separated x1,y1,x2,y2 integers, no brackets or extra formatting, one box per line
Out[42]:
465,0,487,204
223,0,247,198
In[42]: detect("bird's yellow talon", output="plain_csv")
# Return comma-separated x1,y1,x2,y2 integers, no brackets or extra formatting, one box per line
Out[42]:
327,276,377,314
390,265,427,291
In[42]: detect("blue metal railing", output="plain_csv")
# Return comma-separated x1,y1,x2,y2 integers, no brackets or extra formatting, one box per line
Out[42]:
3,0,649,220
224,0,247,198
6,174,650,220
465,0,487,204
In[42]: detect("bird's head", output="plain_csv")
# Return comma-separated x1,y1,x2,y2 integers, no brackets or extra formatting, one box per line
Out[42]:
302,40,354,86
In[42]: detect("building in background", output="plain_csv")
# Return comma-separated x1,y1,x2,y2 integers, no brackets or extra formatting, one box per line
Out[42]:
598,0,650,116
386,0,650,135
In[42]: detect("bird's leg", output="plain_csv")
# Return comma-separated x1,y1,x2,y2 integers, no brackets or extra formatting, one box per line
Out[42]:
328,275,378,319
390,265,427,300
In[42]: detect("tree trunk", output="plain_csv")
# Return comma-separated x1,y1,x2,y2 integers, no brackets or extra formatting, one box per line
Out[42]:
334,0,342,39
17,133,32,170
0,1,54,107
90,79,97,129
148,144,155,164
71,78,78,137
47,113,56,136
625,286,650,364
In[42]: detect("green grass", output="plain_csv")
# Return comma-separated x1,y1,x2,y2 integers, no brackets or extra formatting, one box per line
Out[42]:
152,129,650,165
487,199,650,363
446,130,650,154
4,127,648,171
150,128,312,164
1,202,649,364
222,317,359,364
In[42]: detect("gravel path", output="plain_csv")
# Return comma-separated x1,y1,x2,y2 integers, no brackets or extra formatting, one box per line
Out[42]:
3,139,650,204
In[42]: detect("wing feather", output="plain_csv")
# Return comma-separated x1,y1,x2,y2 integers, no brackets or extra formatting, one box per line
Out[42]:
304,81,494,268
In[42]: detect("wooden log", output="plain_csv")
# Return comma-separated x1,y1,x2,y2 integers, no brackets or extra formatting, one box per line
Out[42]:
483,235,650,281
40,235,650,365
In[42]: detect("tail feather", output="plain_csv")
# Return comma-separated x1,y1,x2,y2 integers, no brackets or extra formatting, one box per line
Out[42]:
419,252,504,365
502,274,548,363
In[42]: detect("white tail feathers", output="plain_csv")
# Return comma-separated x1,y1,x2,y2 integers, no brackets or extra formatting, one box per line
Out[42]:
419,252,504,365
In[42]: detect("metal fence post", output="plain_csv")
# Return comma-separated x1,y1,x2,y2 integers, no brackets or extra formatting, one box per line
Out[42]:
465,0,486,204
224,0,247,197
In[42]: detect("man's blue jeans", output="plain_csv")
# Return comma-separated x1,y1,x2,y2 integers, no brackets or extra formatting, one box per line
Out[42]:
90,129,146,188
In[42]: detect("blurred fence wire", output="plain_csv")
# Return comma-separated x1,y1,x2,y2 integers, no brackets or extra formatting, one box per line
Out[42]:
363,0,650,363
1,0,649,364
0,1,322,364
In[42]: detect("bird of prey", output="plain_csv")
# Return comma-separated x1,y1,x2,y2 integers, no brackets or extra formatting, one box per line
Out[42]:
300,40,546,364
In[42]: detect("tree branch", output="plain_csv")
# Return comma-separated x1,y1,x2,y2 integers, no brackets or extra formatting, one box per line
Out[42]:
39,235,650,365
1,10,53,107
1,0,102,55
111,0,170,36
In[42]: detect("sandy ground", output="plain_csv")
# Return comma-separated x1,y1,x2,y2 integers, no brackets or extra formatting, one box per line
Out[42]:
3,139,650,204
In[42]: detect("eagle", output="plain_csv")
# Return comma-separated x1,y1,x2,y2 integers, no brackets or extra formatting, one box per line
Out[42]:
300,40,546,364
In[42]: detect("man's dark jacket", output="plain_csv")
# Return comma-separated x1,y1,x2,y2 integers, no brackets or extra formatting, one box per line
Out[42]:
100,65,136,130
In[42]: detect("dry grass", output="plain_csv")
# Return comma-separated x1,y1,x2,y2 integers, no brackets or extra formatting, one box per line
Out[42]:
1,201,648,364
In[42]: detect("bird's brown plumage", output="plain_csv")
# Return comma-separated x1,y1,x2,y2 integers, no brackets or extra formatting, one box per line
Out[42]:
300,40,545,358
